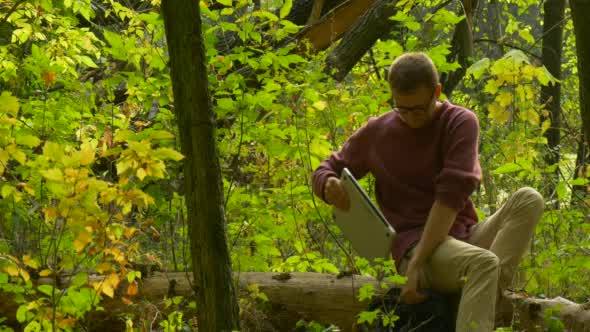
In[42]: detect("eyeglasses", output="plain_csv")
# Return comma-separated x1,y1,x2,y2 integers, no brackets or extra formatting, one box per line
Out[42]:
393,90,436,115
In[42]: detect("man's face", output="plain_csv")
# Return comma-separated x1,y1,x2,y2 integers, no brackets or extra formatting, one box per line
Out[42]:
391,84,441,129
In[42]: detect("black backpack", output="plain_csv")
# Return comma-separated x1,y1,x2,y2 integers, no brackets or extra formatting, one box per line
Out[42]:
357,287,456,332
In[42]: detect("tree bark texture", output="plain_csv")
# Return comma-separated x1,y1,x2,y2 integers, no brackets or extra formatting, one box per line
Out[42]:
295,0,377,52
441,0,477,97
570,0,590,150
3,273,589,331
541,0,565,207
324,0,399,81
161,1,240,331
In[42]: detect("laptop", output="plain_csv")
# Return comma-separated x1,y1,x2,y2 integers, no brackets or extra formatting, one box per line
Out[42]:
333,168,396,260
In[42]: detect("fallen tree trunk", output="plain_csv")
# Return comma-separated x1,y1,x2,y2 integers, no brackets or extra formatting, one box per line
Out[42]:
2,272,589,331
295,0,376,52
324,0,399,81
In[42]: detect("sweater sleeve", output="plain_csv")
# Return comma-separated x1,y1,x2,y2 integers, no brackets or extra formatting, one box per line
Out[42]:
435,110,482,211
312,119,375,203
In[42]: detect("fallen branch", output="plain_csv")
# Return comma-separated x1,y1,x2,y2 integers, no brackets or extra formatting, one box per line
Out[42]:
1,272,589,331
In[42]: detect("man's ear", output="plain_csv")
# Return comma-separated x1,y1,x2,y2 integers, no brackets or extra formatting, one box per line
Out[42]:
434,83,442,98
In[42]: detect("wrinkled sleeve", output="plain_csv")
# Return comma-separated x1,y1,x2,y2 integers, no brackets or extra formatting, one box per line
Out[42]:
435,111,482,211
312,119,375,203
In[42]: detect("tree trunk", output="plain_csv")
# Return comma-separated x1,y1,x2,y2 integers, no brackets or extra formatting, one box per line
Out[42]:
571,0,590,151
441,0,477,97
307,0,326,24
161,1,240,331
572,138,587,206
324,0,399,81
541,0,565,208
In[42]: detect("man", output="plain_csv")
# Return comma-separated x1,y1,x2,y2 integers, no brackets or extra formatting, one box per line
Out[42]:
311,52,544,331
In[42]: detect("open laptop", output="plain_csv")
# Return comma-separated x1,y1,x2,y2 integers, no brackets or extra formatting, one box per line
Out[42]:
333,168,396,260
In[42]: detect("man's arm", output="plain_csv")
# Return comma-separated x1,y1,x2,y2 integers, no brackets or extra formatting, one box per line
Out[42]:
401,200,457,304
407,200,457,267
311,118,376,203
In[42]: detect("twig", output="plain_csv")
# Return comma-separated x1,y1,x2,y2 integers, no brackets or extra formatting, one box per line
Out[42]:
474,38,541,60
0,0,25,26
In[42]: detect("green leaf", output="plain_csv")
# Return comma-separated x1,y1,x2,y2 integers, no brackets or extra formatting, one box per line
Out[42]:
153,148,184,161
1,184,14,198
504,49,530,65
280,0,292,19
16,135,41,148
148,130,174,140
43,142,64,162
358,283,375,301
216,0,232,6
71,272,88,289
0,272,8,284
24,321,41,332
41,168,64,182
556,181,567,200
38,284,54,296
493,163,522,175
466,58,490,79
570,178,588,186
536,65,559,86
78,55,98,68
431,8,464,25
16,305,27,323
519,29,535,44
0,91,19,116
357,309,380,325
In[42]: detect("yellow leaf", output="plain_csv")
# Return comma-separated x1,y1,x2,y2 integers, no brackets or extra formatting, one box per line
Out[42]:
541,119,551,134
124,227,137,239
496,92,513,108
19,268,30,282
39,269,52,277
96,262,112,274
12,149,26,165
0,149,9,174
488,102,510,124
0,91,19,116
1,185,14,198
136,168,147,181
73,230,92,253
79,141,95,166
23,255,39,269
16,135,41,148
41,168,64,182
43,142,64,162
102,283,114,298
4,264,19,277
312,100,327,111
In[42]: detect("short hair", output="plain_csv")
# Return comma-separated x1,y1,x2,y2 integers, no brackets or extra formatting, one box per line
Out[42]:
387,52,439,93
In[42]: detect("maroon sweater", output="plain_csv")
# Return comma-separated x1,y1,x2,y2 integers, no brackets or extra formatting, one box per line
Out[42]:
312,101,482,266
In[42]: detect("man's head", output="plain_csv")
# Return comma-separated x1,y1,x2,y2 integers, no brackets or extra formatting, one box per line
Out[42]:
387,52,442,128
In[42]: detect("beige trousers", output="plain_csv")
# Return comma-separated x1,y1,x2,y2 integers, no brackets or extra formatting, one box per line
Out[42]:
399,187,544,332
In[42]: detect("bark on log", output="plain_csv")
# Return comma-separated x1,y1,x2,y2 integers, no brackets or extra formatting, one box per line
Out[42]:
2,272,590,331
295,0,377,52
324,0,399,81
505,291,590,331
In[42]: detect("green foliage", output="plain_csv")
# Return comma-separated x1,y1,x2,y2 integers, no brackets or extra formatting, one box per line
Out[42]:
0,0,588,330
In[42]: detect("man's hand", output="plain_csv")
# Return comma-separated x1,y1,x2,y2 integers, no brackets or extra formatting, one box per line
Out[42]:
324,177,350,211
400,262,427,304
